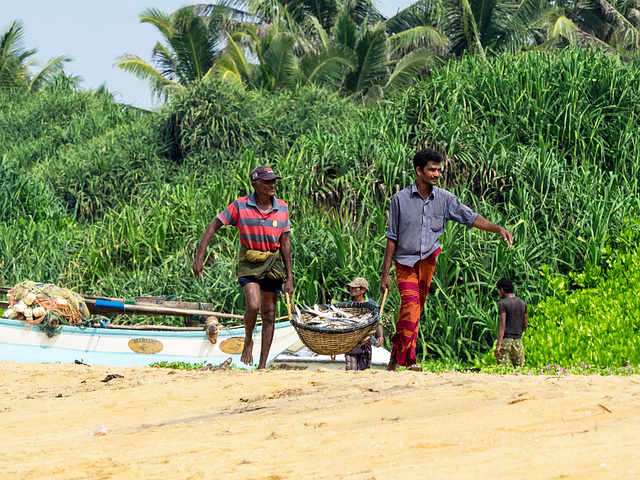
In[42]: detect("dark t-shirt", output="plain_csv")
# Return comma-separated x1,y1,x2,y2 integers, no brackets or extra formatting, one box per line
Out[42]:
498,296,527,339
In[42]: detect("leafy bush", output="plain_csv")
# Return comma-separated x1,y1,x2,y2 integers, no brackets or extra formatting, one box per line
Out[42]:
524,242,640,367
159,79,360,162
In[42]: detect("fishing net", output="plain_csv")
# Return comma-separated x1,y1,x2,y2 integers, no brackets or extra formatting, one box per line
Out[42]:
4,281,90,327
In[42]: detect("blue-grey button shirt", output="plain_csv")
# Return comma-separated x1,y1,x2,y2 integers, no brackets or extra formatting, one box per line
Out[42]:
386,184,478,267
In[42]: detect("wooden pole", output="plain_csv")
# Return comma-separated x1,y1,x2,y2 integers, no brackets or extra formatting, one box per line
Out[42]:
378,288,389,324
83,299,240,319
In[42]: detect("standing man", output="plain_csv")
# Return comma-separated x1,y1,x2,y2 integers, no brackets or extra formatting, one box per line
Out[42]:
380,148,513,372
494,277,527,367
192,166,293,370
343,277,384,371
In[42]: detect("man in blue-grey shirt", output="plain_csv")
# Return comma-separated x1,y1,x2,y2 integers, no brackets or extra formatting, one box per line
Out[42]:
380,148,513,371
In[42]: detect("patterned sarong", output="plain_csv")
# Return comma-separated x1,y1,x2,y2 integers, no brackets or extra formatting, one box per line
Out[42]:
345,340,373,371
390,248,441,367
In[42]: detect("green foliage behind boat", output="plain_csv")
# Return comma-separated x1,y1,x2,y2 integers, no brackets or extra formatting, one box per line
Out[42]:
2,47,640,365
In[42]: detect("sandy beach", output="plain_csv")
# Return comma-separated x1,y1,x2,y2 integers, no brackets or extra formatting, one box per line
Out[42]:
1,361,638,480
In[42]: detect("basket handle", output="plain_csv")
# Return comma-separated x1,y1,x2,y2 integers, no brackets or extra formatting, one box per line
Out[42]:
379,288,389,319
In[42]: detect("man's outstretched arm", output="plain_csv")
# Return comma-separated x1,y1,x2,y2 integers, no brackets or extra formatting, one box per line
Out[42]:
472,216,513,247
192,218,224,277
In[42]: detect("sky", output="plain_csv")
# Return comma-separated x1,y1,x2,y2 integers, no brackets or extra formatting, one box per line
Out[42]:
3,1,415,110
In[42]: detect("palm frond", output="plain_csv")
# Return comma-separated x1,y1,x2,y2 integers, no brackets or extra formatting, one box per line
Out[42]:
287,0,341,31
334,12,358,50
114,55,183,99
443,0,486,57
300,45,354,86
514,0,547,25
342,0,384,26
241,0,285,24
151,42,178,80
192,1,248,23
263,33,299,89
0,20,30,88
385,49,436,92
139,8,174,39
170,7,221,83
546,15,615,50
551,15,580,43
222,32,252,83
344,24,388,95
307,15,331,49
217,54,243,84
28,55,71,93
385,0,442,35
387,26,449,56
1,20,28,59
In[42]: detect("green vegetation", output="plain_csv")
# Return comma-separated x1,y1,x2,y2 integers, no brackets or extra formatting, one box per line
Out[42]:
2,45,640,369
149,361,207,370
523,233,640,367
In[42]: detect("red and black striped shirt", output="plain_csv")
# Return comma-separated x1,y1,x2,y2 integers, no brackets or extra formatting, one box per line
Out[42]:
217,193,290,251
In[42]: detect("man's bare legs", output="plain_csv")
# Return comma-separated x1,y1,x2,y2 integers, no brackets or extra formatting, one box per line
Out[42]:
257,291,278,370
241,283,261,366
240,283,279,369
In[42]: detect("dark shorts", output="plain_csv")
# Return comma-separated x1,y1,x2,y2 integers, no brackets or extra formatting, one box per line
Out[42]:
238,276,283,293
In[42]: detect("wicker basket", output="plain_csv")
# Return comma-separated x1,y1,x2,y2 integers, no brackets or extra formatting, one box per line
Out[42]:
290,302,379,356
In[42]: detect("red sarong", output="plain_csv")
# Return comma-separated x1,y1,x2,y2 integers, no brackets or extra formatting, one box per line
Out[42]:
390,248,441,367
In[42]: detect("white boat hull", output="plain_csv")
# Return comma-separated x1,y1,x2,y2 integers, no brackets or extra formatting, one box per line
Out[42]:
0,318,299,369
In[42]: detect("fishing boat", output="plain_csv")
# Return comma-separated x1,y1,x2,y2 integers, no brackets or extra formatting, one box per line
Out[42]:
0,283,300,369
0,316,298,369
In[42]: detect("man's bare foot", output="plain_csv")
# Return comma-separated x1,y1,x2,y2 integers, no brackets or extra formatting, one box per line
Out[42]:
407,364,423,372
240,339,253,365
386,357,398,372
257,362,267,370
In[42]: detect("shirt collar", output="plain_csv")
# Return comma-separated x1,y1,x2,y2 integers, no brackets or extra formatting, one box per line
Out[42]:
411,182,436,201
248,192,279,210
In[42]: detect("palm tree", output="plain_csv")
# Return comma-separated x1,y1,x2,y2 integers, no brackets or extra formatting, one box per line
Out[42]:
218,22,300,90
531,0,639,57
304,11,442,98
0,20,70,92
116,5,233,100
218,1,440,97
241,0,383,30
386,0,539,58
386,0,640,58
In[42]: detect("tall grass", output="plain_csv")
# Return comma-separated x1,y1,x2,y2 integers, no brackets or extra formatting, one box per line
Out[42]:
1,48,640,360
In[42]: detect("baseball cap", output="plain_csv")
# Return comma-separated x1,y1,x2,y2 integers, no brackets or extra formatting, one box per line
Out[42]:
347,277,369,289
250,166,283,182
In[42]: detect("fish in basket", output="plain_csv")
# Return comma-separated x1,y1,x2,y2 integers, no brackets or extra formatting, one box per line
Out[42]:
290,301,380,356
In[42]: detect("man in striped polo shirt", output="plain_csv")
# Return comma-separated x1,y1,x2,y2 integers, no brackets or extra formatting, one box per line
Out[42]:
192,166,293,369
